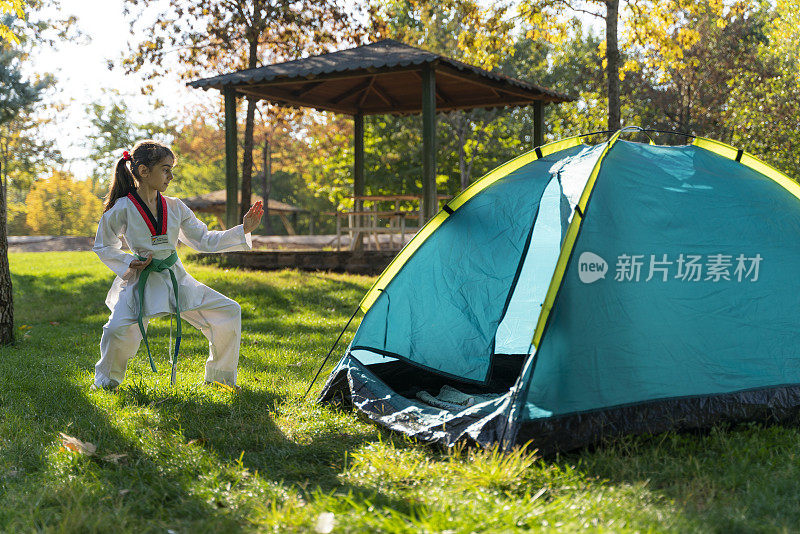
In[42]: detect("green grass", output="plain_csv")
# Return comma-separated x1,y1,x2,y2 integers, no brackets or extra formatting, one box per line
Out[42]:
2,251,800,532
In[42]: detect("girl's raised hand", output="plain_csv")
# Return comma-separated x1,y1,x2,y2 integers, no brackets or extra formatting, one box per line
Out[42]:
243,200,264,234
122,253,152,280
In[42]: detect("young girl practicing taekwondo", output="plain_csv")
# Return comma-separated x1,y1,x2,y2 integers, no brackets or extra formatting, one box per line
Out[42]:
93,140,264,389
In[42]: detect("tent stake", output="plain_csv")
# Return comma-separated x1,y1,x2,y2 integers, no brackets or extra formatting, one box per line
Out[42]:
303,307,360,400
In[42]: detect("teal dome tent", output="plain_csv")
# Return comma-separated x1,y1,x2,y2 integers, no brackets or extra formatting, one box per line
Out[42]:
318,128,800,453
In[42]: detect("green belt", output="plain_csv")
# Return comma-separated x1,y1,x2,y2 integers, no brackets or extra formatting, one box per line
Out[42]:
136,251,181,380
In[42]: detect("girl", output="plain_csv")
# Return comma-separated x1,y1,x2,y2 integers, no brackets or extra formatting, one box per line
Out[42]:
93,139,263,389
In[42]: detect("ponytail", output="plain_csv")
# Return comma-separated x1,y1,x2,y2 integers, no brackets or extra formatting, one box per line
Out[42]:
102,140,175,212
103,157,137,212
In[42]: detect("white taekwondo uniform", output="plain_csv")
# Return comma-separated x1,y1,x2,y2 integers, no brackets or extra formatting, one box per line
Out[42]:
92,191,252,387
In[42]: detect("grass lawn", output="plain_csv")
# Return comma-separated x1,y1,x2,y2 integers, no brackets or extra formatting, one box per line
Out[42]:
3,251,800,532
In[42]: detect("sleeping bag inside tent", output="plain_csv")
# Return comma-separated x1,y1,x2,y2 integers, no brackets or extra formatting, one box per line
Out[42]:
318,129,800,454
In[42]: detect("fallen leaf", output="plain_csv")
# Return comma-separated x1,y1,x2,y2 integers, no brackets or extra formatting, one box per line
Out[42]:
59,432,97,456
315,512,335,534
119,489,131,496
49,321,60,326
102,453,127,464
212,381,234,392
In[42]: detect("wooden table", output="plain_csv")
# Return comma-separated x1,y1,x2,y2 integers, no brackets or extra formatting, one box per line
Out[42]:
324,210,416,251
331,194,453,251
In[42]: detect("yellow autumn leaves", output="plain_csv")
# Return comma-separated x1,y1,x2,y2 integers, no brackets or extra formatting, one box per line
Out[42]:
0,0,24,45
25,171,103,236
519,0,757,83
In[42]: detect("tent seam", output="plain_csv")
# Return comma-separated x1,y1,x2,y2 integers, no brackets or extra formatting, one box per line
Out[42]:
513,132,625,438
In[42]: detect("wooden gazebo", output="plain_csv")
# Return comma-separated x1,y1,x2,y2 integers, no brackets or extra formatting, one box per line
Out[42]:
187,39,572,229
181,190,306,234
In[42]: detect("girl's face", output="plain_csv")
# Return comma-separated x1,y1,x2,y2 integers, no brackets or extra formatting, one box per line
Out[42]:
138,156,175,192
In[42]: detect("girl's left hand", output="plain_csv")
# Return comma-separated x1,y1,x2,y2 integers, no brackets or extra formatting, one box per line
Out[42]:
243,200,264,234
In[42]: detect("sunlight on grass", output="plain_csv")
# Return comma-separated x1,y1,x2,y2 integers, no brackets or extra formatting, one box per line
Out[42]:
2,251,798,531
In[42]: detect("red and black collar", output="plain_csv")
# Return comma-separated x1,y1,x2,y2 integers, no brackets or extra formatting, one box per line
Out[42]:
127,191,167,236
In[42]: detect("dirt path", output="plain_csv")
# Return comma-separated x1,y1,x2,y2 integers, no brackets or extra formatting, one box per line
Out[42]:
8,236,96,252
7,233,414,252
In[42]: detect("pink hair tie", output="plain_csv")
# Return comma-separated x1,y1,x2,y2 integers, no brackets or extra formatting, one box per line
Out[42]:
122,150,132,162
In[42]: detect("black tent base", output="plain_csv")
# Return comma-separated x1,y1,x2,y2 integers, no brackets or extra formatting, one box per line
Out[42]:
318,355,515,448
320,356,800,456
513,384,800,456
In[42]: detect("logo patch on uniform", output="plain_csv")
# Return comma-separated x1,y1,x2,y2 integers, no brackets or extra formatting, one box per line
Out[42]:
151,234,168,246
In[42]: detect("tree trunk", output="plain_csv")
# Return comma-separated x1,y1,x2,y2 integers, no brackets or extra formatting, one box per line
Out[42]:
605,0,621,132
458,117,468,190
1,135,8,203
0,159,13,345
262,137,273,234
445,111,470,190
241,96,256,222
240,8,260,223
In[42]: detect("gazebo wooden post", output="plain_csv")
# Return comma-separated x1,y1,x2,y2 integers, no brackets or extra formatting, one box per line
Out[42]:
224,86,239,229
533,101,544,148
421,63,437,223
352,112,365,250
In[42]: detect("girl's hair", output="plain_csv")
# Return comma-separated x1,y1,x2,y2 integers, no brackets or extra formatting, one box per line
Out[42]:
103,139,175,212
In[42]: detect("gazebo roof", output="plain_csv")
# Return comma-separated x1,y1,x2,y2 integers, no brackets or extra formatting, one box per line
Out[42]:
187,39,572,115
182,190,306,214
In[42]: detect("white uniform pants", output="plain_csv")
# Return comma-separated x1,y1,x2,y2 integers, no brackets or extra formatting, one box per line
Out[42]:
95,290,242,387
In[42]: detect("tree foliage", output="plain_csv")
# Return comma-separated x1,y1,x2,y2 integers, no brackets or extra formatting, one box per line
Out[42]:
367,0,529,191
86,93,175,195
518,0,625,131
0,0,23,44
121,0,357,81
167,101,311,232
0,2,54,195
1,109,62,234
25,171,102,235
122,0,362,224
1,0,76,208
623,0,767,134
726,0,800,177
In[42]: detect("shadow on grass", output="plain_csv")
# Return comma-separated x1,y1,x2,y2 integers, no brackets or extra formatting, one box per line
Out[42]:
113,381,386,492
552,421,800,531
12,272,111,324
0,340,251,531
